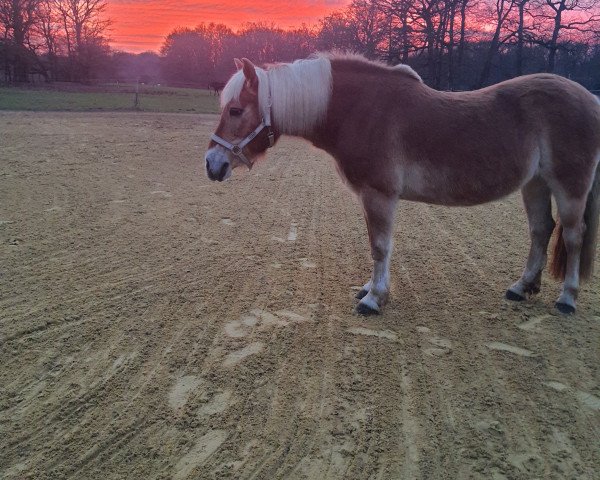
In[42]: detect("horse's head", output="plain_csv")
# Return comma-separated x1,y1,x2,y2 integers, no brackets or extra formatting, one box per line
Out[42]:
205,58,275,181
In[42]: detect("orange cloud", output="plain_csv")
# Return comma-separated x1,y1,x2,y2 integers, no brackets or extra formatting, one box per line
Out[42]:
106,1,348,53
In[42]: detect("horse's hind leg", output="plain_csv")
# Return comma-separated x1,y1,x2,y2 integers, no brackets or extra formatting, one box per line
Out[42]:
552,195,588,314
507,177,555,301
356,188,397,315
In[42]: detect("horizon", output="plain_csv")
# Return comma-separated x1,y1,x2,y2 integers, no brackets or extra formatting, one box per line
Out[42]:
106,0,349,53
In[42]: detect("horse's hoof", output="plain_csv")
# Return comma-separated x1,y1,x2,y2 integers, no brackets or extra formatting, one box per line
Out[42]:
505,289,525,302
355,303,380,316
355,288,369,300
555,302,575,315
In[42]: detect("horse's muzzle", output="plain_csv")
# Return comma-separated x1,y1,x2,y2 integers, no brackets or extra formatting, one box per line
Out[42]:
206,160,229,181
205,147,231,182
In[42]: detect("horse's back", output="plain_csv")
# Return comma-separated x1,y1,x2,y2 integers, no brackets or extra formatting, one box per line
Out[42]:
320,62,600,204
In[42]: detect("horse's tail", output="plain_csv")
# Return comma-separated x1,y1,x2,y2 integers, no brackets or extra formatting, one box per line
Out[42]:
550,161,600,280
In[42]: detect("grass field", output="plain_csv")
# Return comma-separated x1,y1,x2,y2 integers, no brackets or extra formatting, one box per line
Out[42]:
0,84,221,113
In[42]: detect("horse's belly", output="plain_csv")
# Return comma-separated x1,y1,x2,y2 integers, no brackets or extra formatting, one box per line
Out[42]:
399,161,532,206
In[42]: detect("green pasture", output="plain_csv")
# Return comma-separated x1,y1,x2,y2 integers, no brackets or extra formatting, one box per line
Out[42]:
0,84,221,114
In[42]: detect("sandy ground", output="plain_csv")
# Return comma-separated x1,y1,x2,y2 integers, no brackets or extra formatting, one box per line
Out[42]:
1,111,599,480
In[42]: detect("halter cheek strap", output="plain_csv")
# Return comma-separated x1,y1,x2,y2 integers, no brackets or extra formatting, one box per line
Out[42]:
210,120,274,169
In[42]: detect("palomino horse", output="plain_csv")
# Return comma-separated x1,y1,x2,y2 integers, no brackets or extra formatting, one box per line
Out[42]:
205,53,600,315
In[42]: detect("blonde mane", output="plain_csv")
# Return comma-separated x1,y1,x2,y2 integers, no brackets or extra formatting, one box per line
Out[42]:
221,55,333,136
220,53,422,135
321,51,422,82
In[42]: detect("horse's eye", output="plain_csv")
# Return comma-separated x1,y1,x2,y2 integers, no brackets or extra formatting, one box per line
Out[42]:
229,107,243,117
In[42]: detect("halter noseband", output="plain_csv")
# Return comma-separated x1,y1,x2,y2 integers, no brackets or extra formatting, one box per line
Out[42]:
210,76,275,169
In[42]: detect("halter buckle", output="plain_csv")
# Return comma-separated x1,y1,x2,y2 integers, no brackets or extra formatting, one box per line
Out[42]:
267,129,275,147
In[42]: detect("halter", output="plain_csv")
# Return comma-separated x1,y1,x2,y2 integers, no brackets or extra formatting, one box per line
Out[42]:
210,120,274,169
210,75,275,169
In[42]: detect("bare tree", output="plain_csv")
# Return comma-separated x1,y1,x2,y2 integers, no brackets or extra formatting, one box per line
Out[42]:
53,0,109,80
513,0,531,75
531,0,600,72
36,0,61,78
378,0,415,63
317,1,385,58
457,0,471,68
412,0,444,82
477,0,517,86
348,0,386,58
0,0,41,81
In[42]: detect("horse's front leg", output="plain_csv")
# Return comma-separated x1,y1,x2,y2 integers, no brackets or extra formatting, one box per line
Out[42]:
356,188,397,315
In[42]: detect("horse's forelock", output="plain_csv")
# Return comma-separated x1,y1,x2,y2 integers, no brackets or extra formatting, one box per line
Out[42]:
220,71,246,108
220,67,271,120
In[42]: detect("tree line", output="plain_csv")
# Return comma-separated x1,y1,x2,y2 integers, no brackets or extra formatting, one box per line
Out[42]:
2,0,599,89
1,0,110,82
319,0,600,88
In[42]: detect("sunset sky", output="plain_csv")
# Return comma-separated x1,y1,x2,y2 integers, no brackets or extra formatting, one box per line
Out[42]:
106,1,349,53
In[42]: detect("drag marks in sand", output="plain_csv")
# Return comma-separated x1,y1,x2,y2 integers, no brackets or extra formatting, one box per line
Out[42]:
347,326,398,341
485,341,536,357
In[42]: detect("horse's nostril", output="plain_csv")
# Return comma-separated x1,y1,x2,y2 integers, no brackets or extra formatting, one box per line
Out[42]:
218,162,229,181
206,161,215,180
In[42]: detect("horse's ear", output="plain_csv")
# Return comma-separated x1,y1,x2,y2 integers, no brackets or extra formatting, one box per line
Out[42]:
241,58,258,92
234,58,243,70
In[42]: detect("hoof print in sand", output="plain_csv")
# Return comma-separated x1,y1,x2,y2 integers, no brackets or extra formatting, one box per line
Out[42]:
299,258,316,268
544,381,600,411
416,326,452,356
287,222,298,241
151,190,172,197
198,390,234,416
223,309,308,339
223,342,264,367
173,430,228,480
221,309,309,368
518,314,551,331
168,375,203,411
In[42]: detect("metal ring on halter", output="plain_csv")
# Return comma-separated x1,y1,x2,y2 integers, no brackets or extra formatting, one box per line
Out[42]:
231,145,243,156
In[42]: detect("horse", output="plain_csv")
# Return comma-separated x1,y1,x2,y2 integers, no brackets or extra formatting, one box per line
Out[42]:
208,81,226,96
204,53,600,316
